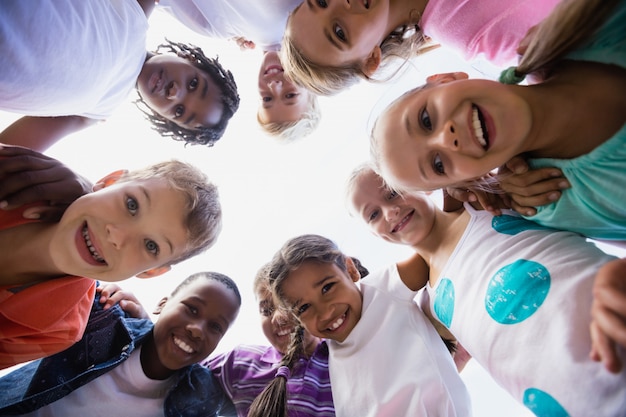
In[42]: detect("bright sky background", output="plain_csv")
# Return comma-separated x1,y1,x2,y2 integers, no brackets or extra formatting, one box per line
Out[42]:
2,8,624,416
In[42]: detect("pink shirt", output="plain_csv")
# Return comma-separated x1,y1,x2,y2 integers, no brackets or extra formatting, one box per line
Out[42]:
421,0,560,66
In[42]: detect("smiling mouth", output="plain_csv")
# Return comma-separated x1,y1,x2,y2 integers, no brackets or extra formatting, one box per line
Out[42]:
472,105,489,149
392,209,415,233
277,328,292,337
326,312,346,331
150,69,164,94
81,224,106,264
173,335,195,354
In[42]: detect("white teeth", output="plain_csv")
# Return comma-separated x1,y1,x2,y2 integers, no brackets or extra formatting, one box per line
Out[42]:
328,314,345,330
277,328,291,336
82,225,105,263
173,336,194,353
472,107,487,148
266,68,282,75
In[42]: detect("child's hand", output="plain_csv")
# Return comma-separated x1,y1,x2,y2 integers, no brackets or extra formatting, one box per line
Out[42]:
230,36,256,51
97,283,150,320
497,156,570,217
0,144,92,221
590,258,626,373
444,174,509,216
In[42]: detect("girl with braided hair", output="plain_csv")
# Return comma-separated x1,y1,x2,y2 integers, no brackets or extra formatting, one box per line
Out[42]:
0,0,240,151
248,234,471,417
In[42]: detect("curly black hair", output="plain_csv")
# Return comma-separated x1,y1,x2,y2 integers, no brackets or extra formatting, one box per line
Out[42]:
135,40,240,147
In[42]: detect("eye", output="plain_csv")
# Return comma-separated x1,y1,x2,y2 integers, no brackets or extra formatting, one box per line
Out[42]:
368,209,380,222
126,196,138,215
321,282,334,294
316,0,328,7
260,307,274,317
262,96,272,103
188,77,199,90
334,25,346,42
209,321,224,334
297,303,310,316
387,190,398,200
420,107,432,131
285,93,298,99
433,154,445,175
174,105,184,118
144,239,160,256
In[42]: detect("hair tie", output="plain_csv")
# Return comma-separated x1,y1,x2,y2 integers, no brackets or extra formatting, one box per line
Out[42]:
499,66,526,85
275,366,291,380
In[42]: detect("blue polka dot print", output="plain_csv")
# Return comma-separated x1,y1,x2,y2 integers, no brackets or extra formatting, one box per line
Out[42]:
492,214,548,235
485,259,550,324
433,278,455,328
523,388,569,417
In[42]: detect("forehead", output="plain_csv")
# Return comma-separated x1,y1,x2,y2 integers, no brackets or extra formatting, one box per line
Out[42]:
176,279,240,317
282,261,343,295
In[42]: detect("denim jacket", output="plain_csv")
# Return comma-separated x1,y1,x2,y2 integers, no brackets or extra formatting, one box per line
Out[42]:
0,293,233,416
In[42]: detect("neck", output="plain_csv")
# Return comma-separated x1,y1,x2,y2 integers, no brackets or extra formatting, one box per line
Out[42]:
0,222,65,286
411,208,468,277
520,61,626,159
140,333,175,380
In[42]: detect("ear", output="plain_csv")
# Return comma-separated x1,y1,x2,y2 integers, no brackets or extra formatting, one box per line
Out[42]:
93,169,128,191
425,72,469,85
361,46,382,78
153,296,168,315
136,265,171,279
345,257,361,283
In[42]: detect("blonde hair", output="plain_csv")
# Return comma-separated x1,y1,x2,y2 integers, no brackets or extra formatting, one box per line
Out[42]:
504,0,618,82
281,7,435,96
257,93,321,142
119,160,222,265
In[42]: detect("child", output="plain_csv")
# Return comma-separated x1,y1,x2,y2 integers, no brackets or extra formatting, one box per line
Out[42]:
0,0,240,150
346,164,626,415
0,273,241,416
279,0,559,95
370,0,626,241
157,0,320,140
0,159,223,369
257,51,321,142
206,262,335,416
249,234,472,417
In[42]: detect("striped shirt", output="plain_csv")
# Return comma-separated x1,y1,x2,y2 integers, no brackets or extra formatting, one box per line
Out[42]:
205,342,335,417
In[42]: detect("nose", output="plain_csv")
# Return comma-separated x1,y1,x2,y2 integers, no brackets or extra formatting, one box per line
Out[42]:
106,223,128,249
186,320,204,340
383,205,400,222
166,81,181,100
269,80,282,94
272,308,290,327
436,121,459,150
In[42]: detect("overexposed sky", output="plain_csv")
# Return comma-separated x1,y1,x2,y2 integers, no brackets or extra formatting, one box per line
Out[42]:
3,8,624,416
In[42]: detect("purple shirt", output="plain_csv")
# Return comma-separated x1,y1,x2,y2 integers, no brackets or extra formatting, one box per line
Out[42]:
204,342,335,417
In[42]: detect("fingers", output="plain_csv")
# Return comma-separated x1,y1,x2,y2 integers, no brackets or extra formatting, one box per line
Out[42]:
590,320,622,373
21,205,68,222
499,167,569,216
119,299,151,320
593,261,626,347
96,283,150,319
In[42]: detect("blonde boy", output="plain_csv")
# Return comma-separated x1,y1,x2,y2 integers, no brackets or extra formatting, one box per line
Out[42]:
0,159,222,369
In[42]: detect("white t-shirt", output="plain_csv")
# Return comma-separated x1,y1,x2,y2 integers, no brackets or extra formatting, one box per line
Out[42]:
427,204,626,416
158,0,301,52
328,264,472,417
0,0,148,119
23,346,174,417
